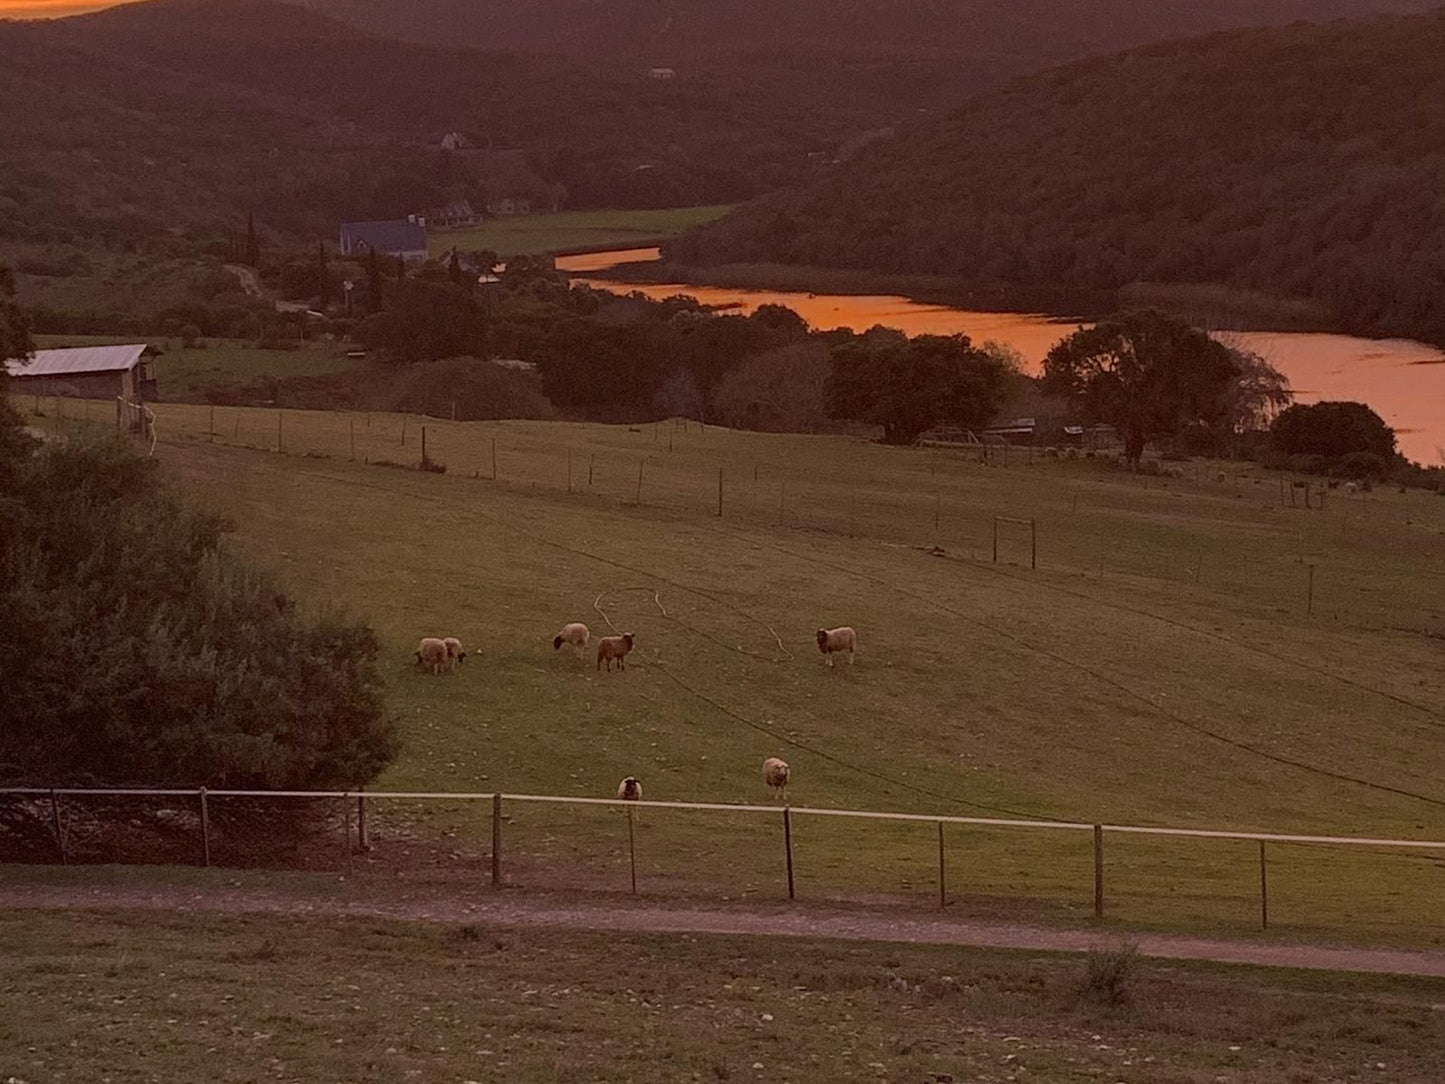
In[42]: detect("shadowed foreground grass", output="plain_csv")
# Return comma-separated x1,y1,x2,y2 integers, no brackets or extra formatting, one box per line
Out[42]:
2,907,1443,1083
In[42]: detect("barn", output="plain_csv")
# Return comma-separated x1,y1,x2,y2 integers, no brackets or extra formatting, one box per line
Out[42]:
4,344,157,402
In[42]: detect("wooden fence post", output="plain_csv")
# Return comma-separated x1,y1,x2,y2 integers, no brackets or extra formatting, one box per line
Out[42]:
357,791,369,851
1259,840,1269,931
421,426,427,466
636,457,645,504
50,788,66,865
491,793,503,887
937,821,947,909
1306,564,1315,616
401,416,407,447
1093,824,1104,918
627,806,638,894
589,453,595,487
1030,519,1037,570
783,807,796,901
342,794,353,873
199,787,211,868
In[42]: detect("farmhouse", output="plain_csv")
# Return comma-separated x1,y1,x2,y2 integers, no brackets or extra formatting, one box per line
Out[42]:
4,344,156,401
486,197,532,217
338,218,429,261
425,200,482,231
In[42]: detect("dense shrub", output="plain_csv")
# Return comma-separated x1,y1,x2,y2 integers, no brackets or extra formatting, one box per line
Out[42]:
1271,401,1397,460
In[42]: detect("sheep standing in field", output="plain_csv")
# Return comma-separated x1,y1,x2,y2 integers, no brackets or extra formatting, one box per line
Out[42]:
553,622,590,655
415,637,450,675
763,757,791,801
617,777,643,801
1344,481,1359,496
816,626,857,666
443,637,467,669
597,632,636,671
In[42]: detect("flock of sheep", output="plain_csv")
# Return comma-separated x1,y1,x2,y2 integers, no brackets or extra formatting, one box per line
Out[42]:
414,621,858,805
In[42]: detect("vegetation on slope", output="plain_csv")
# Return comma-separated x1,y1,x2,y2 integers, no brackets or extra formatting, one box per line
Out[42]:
671,12,1445,345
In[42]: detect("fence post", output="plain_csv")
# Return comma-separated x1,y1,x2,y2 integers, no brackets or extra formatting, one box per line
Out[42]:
491,437,497,480
1093,824,1104,918
421,426,427,466
1306,564,1315,616
199,787,211,867
783,807,796,900
589,453,595,487
627,806,638,894
491,793,503,887
937,821,947,909
567,448,573,493
401,416,407,447
934,491,940,534
116,397,122,434
209,405,215,443
1259,840,1269,931
1030,519,1037,571
50,788,66,865
341,794,353,873
357,790,369,851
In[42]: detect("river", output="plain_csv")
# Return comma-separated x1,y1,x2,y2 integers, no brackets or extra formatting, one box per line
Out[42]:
558,248,1445,465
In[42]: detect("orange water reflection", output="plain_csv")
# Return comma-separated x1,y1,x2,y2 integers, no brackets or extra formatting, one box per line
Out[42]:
559,250,1445,464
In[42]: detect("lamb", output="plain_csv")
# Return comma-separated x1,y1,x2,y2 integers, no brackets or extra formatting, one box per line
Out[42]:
597,632,635,671
553,622,590,654
763,757,791,801
816,626,857,666
415,637,450,675
617,777,643,801
443,637,467,668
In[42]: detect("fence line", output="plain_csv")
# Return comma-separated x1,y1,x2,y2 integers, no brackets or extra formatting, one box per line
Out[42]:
3,787,1442,851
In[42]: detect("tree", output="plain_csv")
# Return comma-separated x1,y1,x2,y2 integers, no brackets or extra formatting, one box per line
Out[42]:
448,248,463,286
365,248,384,314
827,329,1015,445
0,262,33,364
244,211,260,268
1041,310,1241,466
1271,401,1396,460
316,242,333,308
1222,346,1292,434
0,262,37,487
358,279,488,364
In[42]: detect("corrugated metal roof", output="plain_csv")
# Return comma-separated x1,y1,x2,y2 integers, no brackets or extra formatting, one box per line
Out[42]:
339,219,428,254
5,344,147,378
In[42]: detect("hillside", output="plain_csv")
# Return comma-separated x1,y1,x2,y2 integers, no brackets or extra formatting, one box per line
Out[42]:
670,12,1445,345
0,0,885,247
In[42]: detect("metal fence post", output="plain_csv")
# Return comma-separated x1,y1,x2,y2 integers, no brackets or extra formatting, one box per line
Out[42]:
1259,840,1269,931
491,793,502,887
627,806,638,894
783,807,796,900
50,788,66,865
199,787,211,867
1093,824,1104,918
937,821,947,909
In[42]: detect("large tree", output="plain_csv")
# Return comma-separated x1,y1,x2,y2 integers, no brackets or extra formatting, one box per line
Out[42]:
1271,400,1396,461
827,329,1015,445
1041,310,1241,466
0,262,36,487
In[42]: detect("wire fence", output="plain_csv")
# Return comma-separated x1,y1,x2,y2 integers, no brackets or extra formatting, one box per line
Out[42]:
3,787,1443,932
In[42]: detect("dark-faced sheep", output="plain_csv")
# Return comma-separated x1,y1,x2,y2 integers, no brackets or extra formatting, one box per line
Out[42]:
816,626,856,666
617,777,643,801
443,637,467,668
415,637,450,675
553,622,590,654
763,757,791,801
597,632,635,671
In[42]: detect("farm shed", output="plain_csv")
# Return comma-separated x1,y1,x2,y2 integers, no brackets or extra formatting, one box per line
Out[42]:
4,344,155,401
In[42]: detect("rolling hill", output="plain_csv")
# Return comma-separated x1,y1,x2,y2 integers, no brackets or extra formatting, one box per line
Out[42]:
669,11,1445,346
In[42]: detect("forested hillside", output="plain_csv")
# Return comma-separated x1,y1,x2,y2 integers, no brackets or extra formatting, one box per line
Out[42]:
0,0,886,246
671,12,1445,345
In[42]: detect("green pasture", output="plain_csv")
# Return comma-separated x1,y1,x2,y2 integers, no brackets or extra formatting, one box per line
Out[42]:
24,401,1445,945
429,205,732,258
6,906,1443,1083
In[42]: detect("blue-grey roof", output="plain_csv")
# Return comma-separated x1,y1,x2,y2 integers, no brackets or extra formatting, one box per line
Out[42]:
340,219,428,254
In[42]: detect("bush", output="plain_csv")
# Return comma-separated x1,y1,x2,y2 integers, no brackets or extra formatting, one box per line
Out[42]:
1332,451,1389,482
1078,942,1140,1006
1272,401,1396,460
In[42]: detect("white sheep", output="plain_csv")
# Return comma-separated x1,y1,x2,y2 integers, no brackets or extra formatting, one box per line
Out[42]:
443,637,467,669
415,637,449,675
617,777,643,801
1344,481,1359,495
763,757,791,801
553,622,590,655
816,626,856,666
597,632,635,672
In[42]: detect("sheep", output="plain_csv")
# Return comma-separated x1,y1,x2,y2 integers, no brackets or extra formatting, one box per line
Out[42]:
1344,481,1359,495
617,777,643,801
443,637,467,669
414,637,449,675
816,626,856,666
553,622,590,654
597,632,635,671
763,757,791,801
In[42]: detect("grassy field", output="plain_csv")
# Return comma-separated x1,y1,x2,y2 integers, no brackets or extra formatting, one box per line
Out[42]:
429,206,733,259
3,905,1443,1083
19,401,1445,945
31,334,359,400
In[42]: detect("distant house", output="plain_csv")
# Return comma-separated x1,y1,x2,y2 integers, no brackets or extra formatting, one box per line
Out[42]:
425,200,482,231
648,67,676,80
486,197,532,217
338,218,429,261
4,344,156,402
440,131,467,151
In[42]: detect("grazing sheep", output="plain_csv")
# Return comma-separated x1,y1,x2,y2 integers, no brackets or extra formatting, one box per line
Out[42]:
1344,481,1359,495
443,637,467,668
553,622,590,654
597,632,636,671
617,777,643,801
763,757,791,801
415,637,450,675
816,626,857,666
